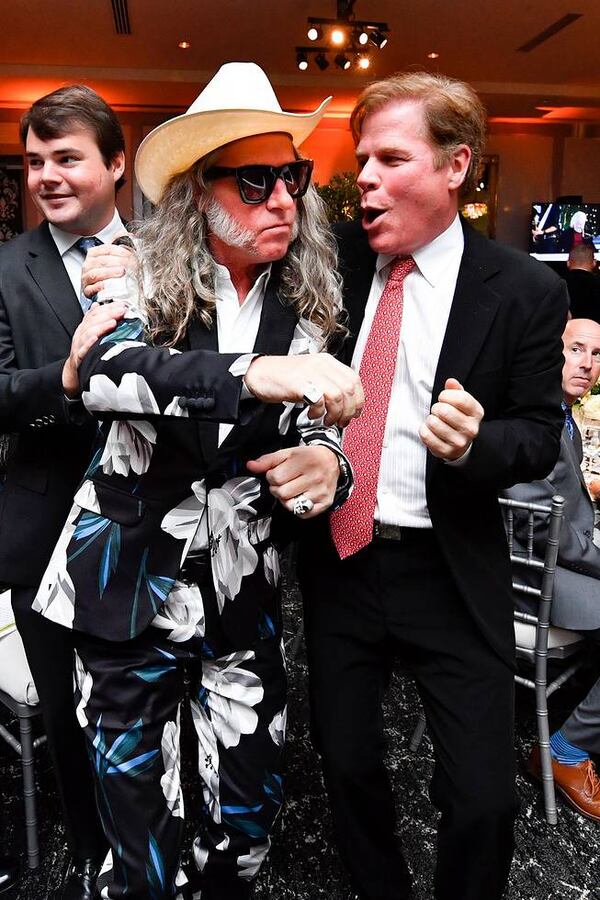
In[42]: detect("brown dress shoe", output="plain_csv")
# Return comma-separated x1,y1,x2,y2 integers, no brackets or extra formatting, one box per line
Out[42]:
528,744,600,822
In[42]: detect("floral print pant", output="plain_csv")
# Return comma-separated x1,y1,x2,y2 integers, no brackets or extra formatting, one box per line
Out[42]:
73,609,287,899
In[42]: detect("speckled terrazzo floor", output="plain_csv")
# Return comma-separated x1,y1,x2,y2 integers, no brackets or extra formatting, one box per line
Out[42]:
2,559,599,899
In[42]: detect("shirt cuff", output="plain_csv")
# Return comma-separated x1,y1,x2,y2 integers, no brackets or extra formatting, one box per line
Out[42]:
444,443,473,467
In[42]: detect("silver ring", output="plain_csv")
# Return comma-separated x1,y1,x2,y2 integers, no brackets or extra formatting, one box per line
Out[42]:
292,493,314,516
302,381,323,405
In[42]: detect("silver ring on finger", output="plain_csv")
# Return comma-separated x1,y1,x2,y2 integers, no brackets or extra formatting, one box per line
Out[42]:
302,381,323,405
292,493,314,517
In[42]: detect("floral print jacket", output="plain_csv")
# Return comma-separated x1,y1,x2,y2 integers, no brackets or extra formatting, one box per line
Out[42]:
34,279,350,646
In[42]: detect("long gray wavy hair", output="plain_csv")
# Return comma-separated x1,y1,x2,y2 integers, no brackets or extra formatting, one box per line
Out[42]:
134,151,344,347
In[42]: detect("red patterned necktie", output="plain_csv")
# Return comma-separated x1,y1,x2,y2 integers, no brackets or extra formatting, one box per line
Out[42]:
331,255,415,559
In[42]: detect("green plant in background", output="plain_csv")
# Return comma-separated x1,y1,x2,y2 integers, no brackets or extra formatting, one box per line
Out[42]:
315,172,361,223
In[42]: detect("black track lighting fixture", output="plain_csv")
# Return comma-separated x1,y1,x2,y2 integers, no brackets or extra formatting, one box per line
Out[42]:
298,1,390,71
369,28,388,48
296,50,309,70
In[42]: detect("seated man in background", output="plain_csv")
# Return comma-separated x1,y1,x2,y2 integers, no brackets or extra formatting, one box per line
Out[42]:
505,317,600,822
565,244,600,322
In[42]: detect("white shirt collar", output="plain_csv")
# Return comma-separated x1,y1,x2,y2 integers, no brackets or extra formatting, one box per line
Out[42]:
213,262,272,302
48,208,124,257
375,214,464,287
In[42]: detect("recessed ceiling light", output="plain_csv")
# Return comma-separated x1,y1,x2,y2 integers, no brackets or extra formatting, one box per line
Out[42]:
427,51,439,59
331,27,346,46
178,40,191,49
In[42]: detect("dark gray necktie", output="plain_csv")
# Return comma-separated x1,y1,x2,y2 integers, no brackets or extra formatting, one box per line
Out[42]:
73,236,102,312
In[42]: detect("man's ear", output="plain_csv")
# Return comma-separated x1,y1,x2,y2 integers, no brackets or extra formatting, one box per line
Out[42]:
447,145,471,191
111,150,126,185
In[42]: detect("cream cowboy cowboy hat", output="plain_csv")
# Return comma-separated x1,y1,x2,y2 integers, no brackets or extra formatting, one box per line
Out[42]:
135,62,332,204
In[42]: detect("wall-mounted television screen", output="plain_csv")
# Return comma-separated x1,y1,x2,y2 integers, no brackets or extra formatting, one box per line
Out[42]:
530,202,600,261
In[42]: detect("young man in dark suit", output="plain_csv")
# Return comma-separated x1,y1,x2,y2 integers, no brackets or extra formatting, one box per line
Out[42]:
0,84,128,899
506,317,600,822
298,71,569,900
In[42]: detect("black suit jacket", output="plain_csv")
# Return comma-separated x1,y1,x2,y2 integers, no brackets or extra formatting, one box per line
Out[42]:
303,219,569,667
33,277,347,644
0,222,95,586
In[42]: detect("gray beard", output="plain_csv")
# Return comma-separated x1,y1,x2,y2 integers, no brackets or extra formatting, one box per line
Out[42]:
204,197,299,256
204,197,258,254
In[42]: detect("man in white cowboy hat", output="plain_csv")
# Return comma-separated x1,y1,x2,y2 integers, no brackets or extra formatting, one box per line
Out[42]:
33,62,361,900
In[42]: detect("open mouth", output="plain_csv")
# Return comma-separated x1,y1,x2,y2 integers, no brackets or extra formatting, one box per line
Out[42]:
363,208,385,225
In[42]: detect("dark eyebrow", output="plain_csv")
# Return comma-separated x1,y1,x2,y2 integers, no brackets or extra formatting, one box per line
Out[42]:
26,147,82,158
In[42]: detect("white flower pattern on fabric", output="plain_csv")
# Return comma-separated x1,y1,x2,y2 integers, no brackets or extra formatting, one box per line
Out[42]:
99,340,147,361
163,397,190,417
201,650,264,750
32,504,79,628
208,476,261,608
191,696,222,824
192,837,209,873
82,372,160,416
262,545,280,588
268,707,287,748
74,651,93,728
100,420,157,476
160,481,207,564
237,840,271,880
73,480,101,514
151,580,205,641
160,713,184,818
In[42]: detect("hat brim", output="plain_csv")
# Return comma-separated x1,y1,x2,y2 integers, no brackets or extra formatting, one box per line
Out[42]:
135,98,332,205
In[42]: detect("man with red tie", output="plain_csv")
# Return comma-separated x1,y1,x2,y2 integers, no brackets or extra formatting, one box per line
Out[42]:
296,71,569,900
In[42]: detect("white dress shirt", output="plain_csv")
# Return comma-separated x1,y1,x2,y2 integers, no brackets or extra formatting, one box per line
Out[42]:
48,209,125,298
214,262,271,445
351,215,464,528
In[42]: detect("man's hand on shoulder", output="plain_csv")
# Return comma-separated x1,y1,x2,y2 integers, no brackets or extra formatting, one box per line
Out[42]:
244,353,364,428
62,302,127,398
419,377,484,461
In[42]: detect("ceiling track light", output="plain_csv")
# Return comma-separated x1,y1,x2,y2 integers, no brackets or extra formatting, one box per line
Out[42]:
296,50,309,70
298,4,389,72
369,28,388,49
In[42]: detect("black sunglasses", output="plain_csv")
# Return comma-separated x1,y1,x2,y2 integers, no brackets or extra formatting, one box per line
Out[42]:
204,159,314,205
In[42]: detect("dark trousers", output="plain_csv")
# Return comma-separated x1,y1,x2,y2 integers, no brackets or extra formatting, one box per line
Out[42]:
12,587,106,860
300,530,517,900
561,627,600,755
74,600,286,899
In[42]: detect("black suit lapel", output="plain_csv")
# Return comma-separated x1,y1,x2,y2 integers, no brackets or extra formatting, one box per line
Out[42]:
25,223,82,337
567,423,588,492
431,225,503,402
335,222,377,363
252,272,298,356
216,272,298,464
186,310,220,462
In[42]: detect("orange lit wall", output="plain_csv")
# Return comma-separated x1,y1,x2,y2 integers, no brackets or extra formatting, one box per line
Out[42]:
2,76,600,252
